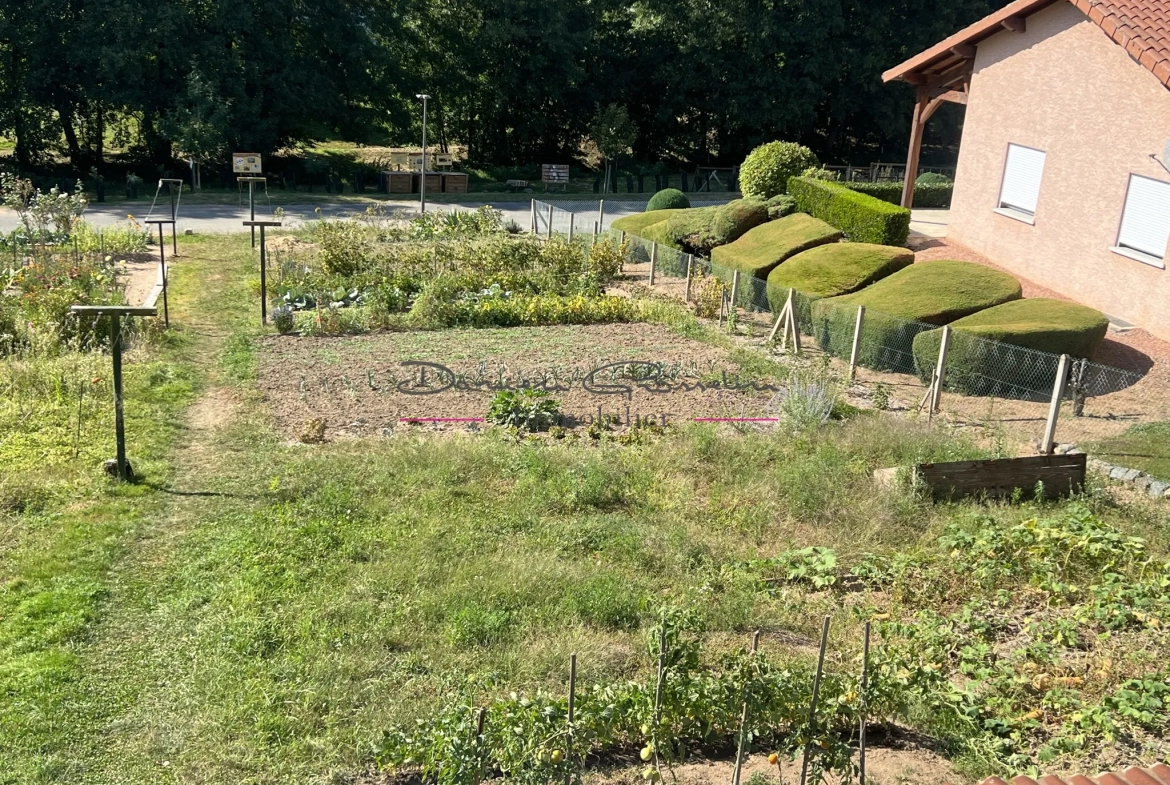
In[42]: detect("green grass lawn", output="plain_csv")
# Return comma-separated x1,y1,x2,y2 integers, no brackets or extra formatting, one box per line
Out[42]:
2,233,1169,784
1089,421,1170,480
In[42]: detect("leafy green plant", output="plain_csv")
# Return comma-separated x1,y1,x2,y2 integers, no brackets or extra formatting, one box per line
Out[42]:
740,141,820,199
647,188,690,211
487,389,561,431
767,369,837,433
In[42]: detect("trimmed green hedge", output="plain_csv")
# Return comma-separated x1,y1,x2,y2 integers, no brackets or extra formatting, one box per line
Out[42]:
911,298,1109,398
844,182,953,209
811,260,1023,373
611,209,679,236
711,213,841,280
661,198,770,254
647,188,690,211
788,176,911,246
765,243,914,328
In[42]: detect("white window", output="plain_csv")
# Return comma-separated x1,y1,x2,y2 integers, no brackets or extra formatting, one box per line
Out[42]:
1114,174,1170,267
997,143,1047,220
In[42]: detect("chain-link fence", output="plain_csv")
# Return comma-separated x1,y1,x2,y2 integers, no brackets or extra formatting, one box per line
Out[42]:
530,209,1170,474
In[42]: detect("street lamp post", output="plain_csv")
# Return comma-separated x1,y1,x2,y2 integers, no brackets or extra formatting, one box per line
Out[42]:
416,93,430,214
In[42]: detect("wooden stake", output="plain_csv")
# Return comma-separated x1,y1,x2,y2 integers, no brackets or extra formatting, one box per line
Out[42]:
729,271,741,329
1042,354,1070,454
652,626,667,781
598,199,605,231
732,630,761,785
799,616,831,785
859,622,871,785
649,242,657,285
567,652,577,785
930,325,952,414
546,205,554,239
110,313,127,480
568,212,575,241
848,306,866,380
530,199,537,234
473,707,487,785
684,254,694,301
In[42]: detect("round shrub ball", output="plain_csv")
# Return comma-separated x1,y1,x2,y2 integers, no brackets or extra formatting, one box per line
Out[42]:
915,171,953,186
739,141,820,200
647,188,690,211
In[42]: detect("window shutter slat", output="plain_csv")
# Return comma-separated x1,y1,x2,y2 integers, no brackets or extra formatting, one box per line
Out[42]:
999,144,1046,215
1118,175,1170,260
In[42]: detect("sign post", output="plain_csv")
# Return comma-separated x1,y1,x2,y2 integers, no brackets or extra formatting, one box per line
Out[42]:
234,153,264,248
243,220,284,325
158,178,184,255
69,305,158,482
542,164,570,192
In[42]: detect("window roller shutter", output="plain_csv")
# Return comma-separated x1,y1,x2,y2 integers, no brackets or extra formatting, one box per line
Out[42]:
1118,175,1170,260
999,144,1046,214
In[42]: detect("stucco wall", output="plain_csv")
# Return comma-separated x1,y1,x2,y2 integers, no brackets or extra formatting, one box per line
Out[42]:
948,0,1170,340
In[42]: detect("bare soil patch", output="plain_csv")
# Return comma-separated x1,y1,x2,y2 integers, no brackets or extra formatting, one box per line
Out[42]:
256,323,779,440
116,250,161,306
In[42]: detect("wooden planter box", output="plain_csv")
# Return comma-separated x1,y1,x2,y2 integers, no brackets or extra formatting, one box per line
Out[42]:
441,172,468,193
385,171,414,193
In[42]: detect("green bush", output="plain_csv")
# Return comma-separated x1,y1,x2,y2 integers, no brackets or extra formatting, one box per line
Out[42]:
765,194,797,219
610,209,679,237
788,177,911,246
646,188,690,211
661,198,769,254
711,213,841,281
740,141,820,199
915,171,952,186
811,260,1022,373
911,298,1109,398
841,181,953,209
766,243,914,327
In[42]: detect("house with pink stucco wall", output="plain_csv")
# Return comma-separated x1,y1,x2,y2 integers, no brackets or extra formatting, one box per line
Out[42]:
884,0,1170,341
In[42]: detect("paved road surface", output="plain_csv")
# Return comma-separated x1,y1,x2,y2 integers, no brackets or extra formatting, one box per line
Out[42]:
0,198,695,235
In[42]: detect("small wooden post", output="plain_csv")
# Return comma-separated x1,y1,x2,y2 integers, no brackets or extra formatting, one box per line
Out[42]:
799,616,832,785
473,708,487,785
568,212,575,241
649,242,658,285
593,221,599,241
566,653,577,785
597,199,605,230
652,626,667,781
546,205,554,239
859,621,871,785
729,270,741,329
930,325,952,413
684,254,694,301
619,229,626,246
530,199,537,234
731,630,761,785
1042,354,1071,454
848,305,866,380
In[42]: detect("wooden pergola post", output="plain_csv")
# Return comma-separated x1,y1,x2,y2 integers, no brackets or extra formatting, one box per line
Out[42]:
900,89,929,209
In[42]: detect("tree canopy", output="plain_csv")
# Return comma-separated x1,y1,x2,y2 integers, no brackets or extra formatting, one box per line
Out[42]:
0,0,1001,171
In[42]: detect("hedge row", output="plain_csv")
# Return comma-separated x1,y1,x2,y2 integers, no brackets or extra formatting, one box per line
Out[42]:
910,298,1109,398
765,243,914,327
787,176,911,246
810,260,1022,373
612,199,770,255
711,213,841,280
843,182,953,209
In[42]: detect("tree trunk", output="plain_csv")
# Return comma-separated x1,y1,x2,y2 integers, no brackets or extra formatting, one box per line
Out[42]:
58,100,84,169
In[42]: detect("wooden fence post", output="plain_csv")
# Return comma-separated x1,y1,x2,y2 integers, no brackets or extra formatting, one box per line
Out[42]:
649,242,657,285
848,305,866,381
1042,354,1071,454
684,254,694,301
729,270,741,330
731,631,761,785
546,205,554,239
598,199,605,231
568,212,574,241
530,199,537,234
930,325,952,413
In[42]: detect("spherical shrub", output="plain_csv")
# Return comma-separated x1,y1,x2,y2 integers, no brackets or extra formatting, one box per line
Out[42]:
739,141,820,199
647,188,690,211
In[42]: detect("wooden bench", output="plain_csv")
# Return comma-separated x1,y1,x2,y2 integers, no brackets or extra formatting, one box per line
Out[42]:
506,179,530,192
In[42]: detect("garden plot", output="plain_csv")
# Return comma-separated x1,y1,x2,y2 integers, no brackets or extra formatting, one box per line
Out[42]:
256,322,780,438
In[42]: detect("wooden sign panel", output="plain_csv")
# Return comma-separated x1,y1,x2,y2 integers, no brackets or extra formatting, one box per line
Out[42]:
233,153,262,174
916,453,1086,500
542,164,570,183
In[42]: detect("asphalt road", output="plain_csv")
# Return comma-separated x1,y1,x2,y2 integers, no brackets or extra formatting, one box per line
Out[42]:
0,197,732,235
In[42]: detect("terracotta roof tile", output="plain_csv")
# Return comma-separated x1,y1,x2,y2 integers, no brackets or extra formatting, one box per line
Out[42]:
980,766,1170,785
885,0,1170,89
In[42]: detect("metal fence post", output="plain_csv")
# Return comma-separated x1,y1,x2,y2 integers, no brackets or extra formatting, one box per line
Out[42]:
1042,354,1071,454
598,199,605,231
649,242,657,285
848,305,866,381
546,205,554,239
684,254,694,301
930,325,952,413
530,199,536,234
568,212,574,241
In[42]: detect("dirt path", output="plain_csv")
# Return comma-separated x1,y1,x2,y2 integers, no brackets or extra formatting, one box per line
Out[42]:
117,250,162,306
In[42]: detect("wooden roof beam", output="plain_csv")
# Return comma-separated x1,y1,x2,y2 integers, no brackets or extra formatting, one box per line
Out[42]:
1002,16,1026,32
951,43,977,58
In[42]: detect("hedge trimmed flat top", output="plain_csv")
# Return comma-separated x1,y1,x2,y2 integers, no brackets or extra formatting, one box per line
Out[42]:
929,297,1110,356
709,212,841,279
766,242,914,298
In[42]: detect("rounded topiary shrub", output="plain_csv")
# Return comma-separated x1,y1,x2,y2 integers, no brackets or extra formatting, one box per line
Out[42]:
915,171,953,186
739,141,820,200
910,298,1109,399
647,188,690,211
